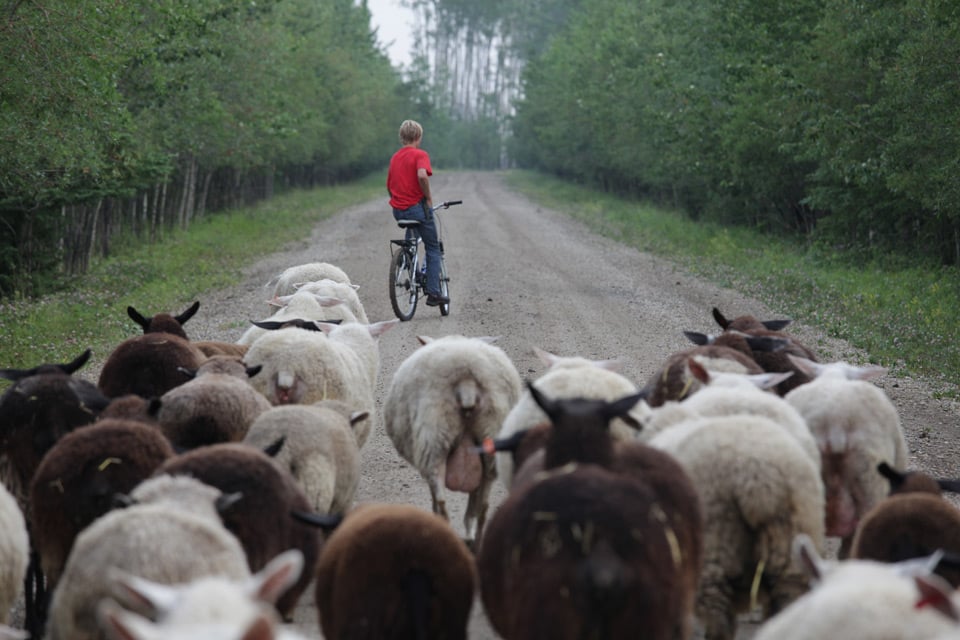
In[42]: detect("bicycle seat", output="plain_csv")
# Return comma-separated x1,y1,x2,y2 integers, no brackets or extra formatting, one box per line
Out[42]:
396,219,421,229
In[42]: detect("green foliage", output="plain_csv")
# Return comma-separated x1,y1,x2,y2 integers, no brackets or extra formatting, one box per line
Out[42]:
508,170,960,385
0,174,385,376
509,0,960,265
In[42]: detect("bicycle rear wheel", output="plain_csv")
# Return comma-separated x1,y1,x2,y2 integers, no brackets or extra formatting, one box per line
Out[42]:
438,256,450,316
389,246,418,321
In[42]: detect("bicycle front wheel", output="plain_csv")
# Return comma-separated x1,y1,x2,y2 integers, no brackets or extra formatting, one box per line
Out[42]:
389,247,418,321
438,256,451,316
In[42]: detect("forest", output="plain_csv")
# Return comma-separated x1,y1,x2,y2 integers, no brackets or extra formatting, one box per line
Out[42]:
2,0,959,298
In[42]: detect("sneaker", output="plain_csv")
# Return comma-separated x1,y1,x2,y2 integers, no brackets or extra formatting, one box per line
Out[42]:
425,292,449,306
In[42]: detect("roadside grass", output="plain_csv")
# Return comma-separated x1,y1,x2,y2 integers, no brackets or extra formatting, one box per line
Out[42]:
504,170,960,395
0,174,385,376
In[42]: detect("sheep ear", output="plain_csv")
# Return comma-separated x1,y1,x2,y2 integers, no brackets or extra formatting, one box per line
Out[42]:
533,346,560,367
417,335,434,345
937,478,960,494
684,331,711,346
744,335,788,353
251,319,287,330
146,397,163,418
476,336,500,344
527,380,556,419
291,510,343,532
263,436,285,457
687,358,710,384
479,429,529,454
605,391,647,429
267,296,288,308
314,295,344,308
877,462,908,492
127,306,150,330
367,319,400,338
248,549,304,605
793,533,825,583
240,614,277,640
590,357,623,372
62,348,93,374
177,366,198,380
176,301,200,325
98,599,157,640
748,371,793,390
712,307,732,329
349,411,370,427
246,364,263,378
914,573,960,621
108,569,179,618
216,491,244,514
761,318,792,331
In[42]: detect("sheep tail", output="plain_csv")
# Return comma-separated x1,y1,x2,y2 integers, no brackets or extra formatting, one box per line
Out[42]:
455,379,479,413
401,568,432,640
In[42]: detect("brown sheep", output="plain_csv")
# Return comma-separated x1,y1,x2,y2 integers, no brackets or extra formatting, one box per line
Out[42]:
155,443,320,620
313,503,476,640
477,386,704,640
851,462,960,587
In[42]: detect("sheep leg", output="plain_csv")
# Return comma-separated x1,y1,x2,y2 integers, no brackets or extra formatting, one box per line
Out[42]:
464,452,496,543
426,464,449,521
697,567,737,640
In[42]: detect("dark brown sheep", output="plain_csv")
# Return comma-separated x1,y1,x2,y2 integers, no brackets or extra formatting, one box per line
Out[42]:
312,503,476,640
711,307,818,394
155,443,320,620
127,301,200,339
29,419,174,594
851,463,960,587
477,386,704,640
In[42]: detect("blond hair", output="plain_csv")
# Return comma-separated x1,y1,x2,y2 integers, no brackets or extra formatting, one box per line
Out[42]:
398,120,423,145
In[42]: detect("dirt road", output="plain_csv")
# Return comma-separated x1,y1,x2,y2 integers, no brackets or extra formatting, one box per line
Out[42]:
53,171,960,638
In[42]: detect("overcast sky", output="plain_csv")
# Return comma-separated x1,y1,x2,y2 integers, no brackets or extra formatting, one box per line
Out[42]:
366,0,416,67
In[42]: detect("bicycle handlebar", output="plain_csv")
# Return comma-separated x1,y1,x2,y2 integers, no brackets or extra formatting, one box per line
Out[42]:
434,200,462,210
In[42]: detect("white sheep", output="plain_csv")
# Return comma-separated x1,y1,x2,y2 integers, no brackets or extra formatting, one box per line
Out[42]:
269,262,352,297
47,474,251,640
785,355,908,558
0,480,28,626
158,355,273,450
640,359,819,466
242,320,397,447
649,413,826,640
754,535,960,640
495,347,643,488
384,335,522,542
98,549,307,640
278,277,368,324
237,289,350,347
243,400,365,514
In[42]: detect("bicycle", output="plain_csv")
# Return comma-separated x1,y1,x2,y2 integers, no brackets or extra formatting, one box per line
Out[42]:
388,200,462,321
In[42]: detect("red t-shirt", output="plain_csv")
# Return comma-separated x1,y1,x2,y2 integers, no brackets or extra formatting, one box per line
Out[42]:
387,146,432,210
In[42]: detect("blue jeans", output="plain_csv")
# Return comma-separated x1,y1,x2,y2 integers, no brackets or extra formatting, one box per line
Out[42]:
393,202,442,296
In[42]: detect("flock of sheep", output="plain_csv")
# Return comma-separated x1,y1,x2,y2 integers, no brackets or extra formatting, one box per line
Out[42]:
0,260,959,640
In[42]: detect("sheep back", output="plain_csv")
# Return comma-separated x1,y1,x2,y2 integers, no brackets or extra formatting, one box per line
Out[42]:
155,443,319,619
650,414,825,639
495,355,641,488
851,492,960,587
315,503,475,640
384,335,522,480
786,376,907,541
271,262,352,298
479,464,691,640
29,418,175,590
244,402,361,514
158,367,271,450
98,333,205,399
